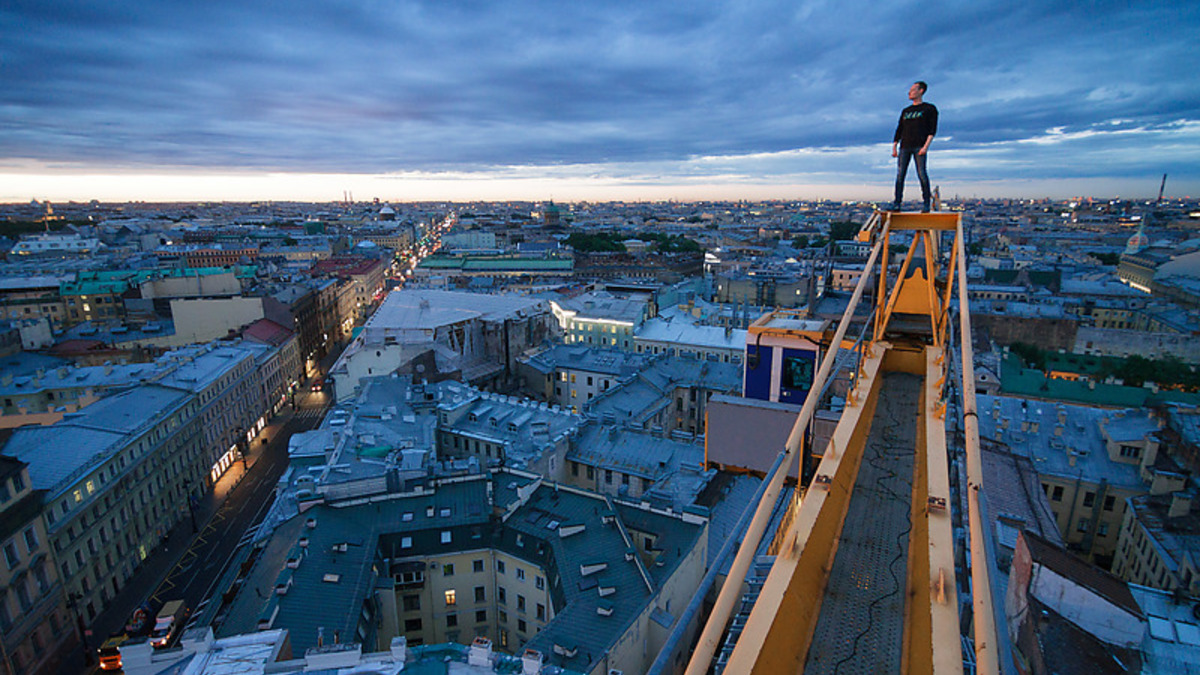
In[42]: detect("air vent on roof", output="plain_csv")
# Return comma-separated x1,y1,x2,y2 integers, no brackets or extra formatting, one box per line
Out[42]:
581,561,607,576
559,524,585,538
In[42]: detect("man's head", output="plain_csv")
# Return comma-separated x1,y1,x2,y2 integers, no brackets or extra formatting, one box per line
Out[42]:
909,81,927,102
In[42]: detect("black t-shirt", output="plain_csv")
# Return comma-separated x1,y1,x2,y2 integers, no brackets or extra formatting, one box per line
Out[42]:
894,102,938,149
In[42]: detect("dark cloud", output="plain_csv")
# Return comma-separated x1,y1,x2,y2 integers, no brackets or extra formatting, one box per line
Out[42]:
1,0,1198,192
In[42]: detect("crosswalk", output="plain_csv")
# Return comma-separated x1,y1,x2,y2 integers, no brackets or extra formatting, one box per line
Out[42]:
292,407,328,428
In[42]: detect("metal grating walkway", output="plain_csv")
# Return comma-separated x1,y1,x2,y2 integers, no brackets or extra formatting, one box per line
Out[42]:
805,373,920,674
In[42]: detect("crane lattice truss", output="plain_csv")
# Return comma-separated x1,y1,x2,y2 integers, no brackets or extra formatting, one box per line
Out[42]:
686,211,999,675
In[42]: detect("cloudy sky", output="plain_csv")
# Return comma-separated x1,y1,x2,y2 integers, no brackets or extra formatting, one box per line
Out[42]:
1,0,1198,202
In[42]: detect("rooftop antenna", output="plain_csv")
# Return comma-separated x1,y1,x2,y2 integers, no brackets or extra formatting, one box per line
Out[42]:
1157,173,1168,205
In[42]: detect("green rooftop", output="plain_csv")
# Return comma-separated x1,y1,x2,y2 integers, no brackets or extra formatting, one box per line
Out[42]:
1000,352,1200,407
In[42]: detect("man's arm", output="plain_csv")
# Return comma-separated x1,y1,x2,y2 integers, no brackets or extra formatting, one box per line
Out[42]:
917,106,938,155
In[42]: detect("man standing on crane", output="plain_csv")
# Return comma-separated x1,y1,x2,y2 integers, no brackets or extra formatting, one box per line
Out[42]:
888,81,938,212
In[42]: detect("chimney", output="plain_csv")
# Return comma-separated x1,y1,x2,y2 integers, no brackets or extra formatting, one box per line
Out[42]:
522,649,544,675
318,627,324,647
389,636,407,662
1169,493,1192,519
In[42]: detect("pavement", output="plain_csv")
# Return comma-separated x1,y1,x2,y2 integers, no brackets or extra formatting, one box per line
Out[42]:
57,408,294,675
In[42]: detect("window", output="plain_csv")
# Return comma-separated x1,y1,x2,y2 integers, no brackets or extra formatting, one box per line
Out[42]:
441,531,452,544
403,595,420,611
516,568,526,581
443,563,455,576
401,536,413,549
1051,486,1064,502
605,470,613,485
536,603,546,620
497,560,506,574
1098,522,1110,537
473,559,484,573
446,613,458,628
474,585,486,602
1104,495,1116,511
498,587,507,605
476,609,487,623
517,595,526,612
3,543,18,569
1077,518,1091,533
1120,445,1140,459
404,618,423,632
1083,492,1095,508
518,619,527,633
536,576,545,590
445,590,457,606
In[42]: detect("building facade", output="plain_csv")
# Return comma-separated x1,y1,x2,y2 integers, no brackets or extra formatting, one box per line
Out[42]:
0,458,71,675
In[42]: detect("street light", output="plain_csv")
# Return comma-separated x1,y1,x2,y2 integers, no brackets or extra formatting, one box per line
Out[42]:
67,591,93,666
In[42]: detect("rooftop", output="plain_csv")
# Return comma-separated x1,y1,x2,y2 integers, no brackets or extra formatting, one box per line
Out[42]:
217,471,705,673
976,394,1146,488
364,289,550,337
2,384,190,493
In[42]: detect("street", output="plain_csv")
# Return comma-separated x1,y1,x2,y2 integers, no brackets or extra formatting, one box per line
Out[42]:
58,390,329,674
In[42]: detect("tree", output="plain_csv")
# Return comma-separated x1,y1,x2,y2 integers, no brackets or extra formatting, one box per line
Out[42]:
1116,355,1155,387
1010,342,1046,371
792,235,810,248
829,221,860,242
565,232,625,252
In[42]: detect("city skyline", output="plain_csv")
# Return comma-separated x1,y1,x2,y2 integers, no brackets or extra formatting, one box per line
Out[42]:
2,0,1199,202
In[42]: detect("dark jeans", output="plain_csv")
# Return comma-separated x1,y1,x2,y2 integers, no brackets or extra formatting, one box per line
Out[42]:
894,148,931,206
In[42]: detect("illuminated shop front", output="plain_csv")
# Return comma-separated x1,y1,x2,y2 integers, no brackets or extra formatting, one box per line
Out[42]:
208,417,268,483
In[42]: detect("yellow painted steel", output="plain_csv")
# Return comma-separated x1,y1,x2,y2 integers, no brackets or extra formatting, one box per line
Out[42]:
722,345,887,673
923,345,964,673
904,345,963,674
956,220,1002,675
688,211,999,675
683,215,891,675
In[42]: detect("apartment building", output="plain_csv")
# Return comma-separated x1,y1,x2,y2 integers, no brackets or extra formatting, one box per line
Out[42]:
0,457,71,675
1111,490,1200,596
2,385,208,624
